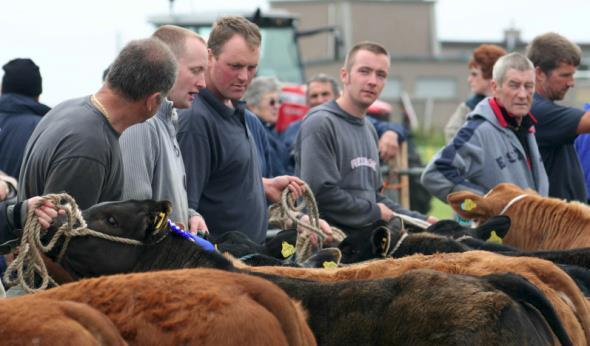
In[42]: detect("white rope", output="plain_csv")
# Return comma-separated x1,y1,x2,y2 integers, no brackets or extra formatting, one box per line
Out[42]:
454,235,473,242
393,212,431,230
389,232,409,256
499,194,527,215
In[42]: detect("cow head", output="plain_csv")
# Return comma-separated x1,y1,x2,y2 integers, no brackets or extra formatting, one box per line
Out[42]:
53,199,172,279
338,218,403,264
427,216,511,241
447,183,535,222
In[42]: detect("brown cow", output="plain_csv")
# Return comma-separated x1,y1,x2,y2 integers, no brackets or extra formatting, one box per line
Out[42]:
0,297,126,345
236,250,590,346
33,268,316,346
447,182,590,251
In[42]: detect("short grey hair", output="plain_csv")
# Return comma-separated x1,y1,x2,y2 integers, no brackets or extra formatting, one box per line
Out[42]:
306,73,340,99
492,52,534,86
243,76,281,107
106,38,178,102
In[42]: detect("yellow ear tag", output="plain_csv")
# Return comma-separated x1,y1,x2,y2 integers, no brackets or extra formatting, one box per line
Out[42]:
154,212,166,231
323,261,338,269
281,241,296,258
486,230,503,244
461,199,477,211
381,237,388,252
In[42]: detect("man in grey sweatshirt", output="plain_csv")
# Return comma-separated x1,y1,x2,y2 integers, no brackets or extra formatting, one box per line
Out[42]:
295,42,435,232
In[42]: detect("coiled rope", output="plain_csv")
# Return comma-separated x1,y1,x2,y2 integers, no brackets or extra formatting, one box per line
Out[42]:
275,183,346,263
4,193,143,293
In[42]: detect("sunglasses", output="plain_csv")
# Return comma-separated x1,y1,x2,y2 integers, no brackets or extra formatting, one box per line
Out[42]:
269,98,282,107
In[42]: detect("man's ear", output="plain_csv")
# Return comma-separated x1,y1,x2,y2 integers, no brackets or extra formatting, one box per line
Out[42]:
535,66,547,83
447,191,487,219
208,48,215,65
340,67,348,86
146,93,162,117
490,79,498,96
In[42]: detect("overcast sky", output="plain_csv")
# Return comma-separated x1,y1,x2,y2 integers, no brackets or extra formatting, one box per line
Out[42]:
2,0,589,106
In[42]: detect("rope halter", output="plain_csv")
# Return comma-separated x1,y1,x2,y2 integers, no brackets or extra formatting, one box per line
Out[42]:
4,193,151,293
499,194,528,215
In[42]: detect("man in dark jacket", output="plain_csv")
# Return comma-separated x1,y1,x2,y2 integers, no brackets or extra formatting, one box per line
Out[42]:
0,58,50,178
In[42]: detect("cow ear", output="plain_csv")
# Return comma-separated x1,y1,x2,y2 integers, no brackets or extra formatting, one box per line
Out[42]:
447,191,487,219
473,215,511,240
371,226,392,257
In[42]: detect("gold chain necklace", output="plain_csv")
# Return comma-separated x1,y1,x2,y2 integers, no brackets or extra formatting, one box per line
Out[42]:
91,94,111,122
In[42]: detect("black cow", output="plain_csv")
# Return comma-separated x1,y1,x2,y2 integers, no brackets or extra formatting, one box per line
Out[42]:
429,218,590,271
338,216,590,297
215,230,341,268
38,200,573,346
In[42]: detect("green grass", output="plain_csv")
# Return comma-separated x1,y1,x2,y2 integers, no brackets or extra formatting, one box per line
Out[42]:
429,196,453,220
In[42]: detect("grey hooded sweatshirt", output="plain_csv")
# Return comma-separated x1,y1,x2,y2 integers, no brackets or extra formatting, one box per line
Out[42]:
295,100,426,230
421,97,549,202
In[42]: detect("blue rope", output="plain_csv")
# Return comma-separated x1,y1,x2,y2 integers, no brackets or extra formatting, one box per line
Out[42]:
167,220,216,253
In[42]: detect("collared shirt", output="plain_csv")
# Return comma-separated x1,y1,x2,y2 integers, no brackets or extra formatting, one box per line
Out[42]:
177,88,268,243
489,97,537,168
119,99,198,228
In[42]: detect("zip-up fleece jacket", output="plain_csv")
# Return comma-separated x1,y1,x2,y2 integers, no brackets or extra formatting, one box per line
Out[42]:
421,97,549,202
295,100,426,230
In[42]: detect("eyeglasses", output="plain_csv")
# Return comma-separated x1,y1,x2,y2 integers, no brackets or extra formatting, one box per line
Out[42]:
269,98,281,107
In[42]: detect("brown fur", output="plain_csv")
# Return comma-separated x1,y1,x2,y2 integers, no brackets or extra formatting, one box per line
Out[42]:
34,268,316,346
0,297,126,345
447,182,590,251
232,250,590,345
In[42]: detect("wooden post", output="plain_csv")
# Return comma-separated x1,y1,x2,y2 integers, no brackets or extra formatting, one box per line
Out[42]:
386,141,410,209
398,141,410,208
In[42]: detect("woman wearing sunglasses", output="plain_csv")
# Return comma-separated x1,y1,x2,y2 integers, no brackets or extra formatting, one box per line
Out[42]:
244,76,290,177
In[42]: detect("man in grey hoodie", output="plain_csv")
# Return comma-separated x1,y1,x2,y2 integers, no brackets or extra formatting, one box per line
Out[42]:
295,41,435,232
421,53,548,202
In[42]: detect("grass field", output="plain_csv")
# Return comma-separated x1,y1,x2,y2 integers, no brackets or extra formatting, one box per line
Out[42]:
429,197,453,219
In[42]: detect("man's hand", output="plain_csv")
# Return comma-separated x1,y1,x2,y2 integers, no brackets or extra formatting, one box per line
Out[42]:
377,202,395,221
263,176,305,203
379,130,399,161
426,216,438,224
188,215,209,237
297,215,334,243
0,174,17,201
0,181,10,201
26,197,65,230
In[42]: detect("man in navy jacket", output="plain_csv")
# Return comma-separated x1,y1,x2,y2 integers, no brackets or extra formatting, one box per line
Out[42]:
0,58,50,178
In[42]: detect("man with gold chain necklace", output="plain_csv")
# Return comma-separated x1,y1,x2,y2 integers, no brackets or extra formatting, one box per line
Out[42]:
17,38,178,209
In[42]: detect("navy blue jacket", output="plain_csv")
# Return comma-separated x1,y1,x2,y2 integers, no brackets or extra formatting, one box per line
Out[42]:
0,94,50,178
177,89,268,243
261,122,290,177
245,113,273,178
